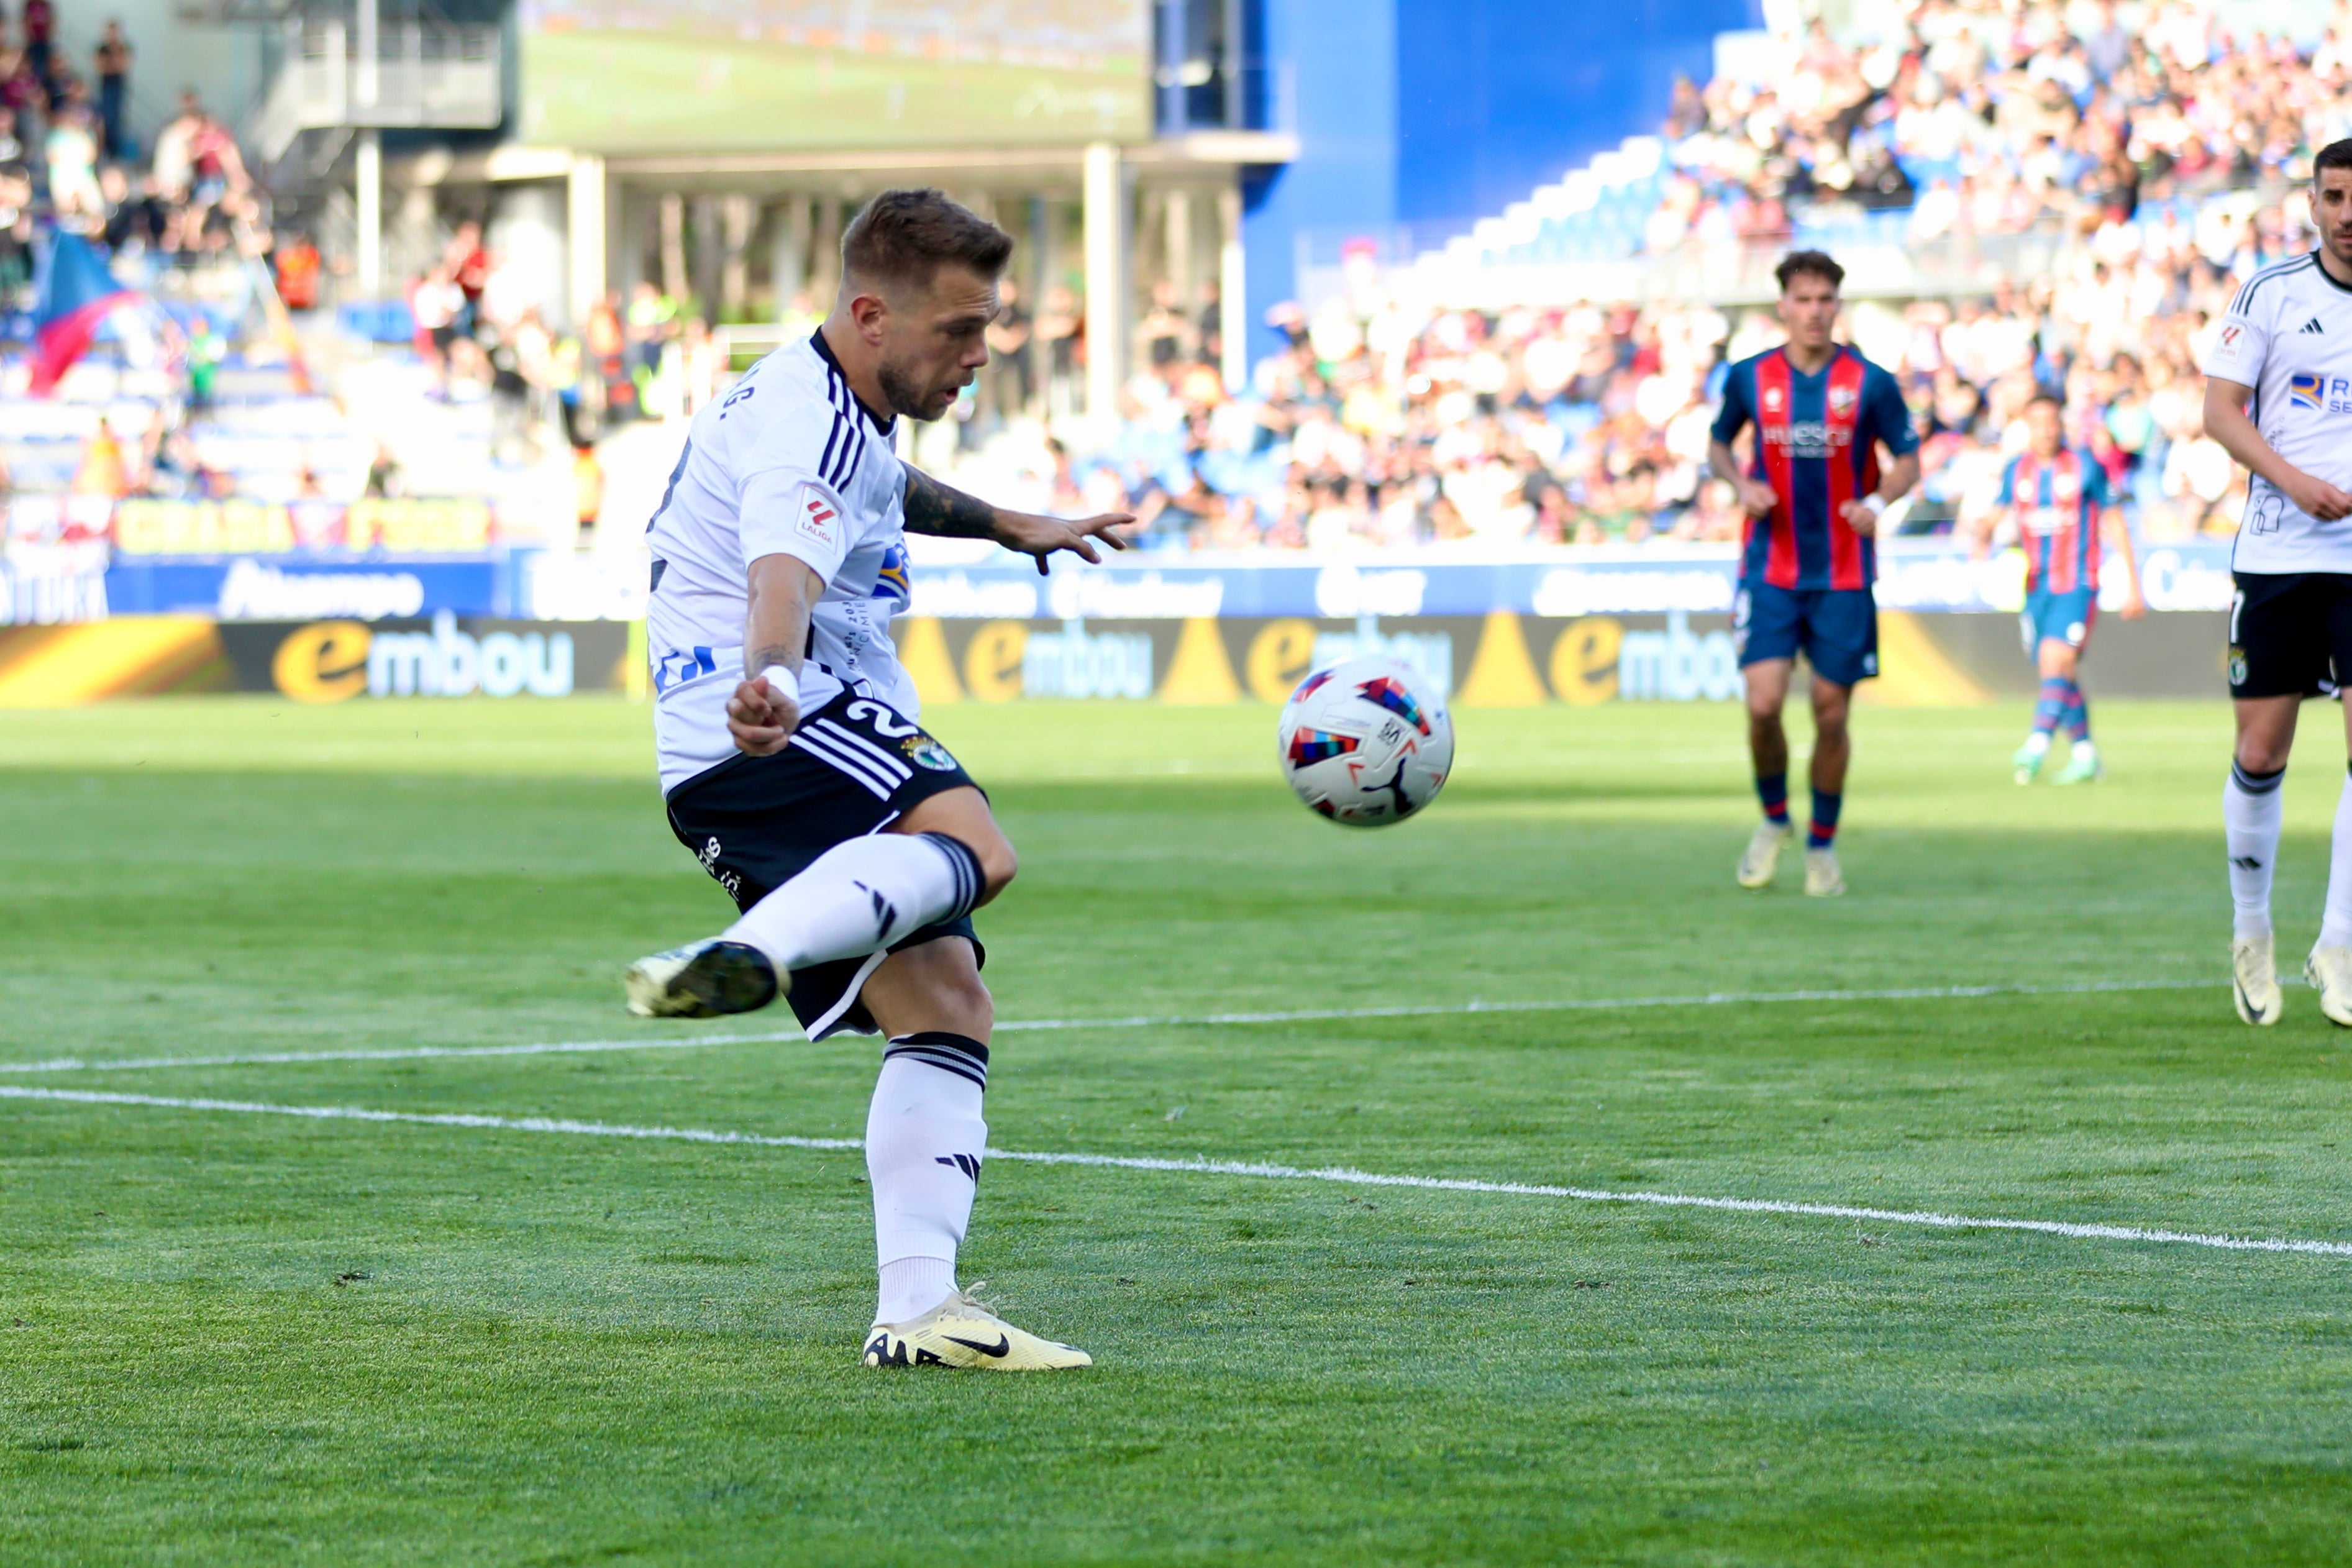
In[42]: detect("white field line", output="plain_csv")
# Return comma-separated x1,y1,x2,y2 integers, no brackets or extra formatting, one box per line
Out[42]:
0,976,2222,1077
5,1082,2347,1262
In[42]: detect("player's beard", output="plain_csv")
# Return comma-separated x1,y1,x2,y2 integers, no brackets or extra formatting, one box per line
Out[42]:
878,357,957,422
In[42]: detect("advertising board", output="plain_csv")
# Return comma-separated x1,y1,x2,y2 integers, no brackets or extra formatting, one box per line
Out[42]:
518,0,1151,153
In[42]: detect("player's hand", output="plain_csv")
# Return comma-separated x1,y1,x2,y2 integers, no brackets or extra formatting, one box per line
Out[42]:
994,510,1137,577
726,675,800,756
1838,499,1880,538
1737,478,1779,517
2120,588,2148,621
2282,470,2352,522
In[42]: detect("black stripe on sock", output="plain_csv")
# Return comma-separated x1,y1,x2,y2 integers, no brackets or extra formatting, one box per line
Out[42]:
883,1048,987,1090
885,1031,989,1089
2231,762,2286,795
891,1031,989,1064
919,832,984,921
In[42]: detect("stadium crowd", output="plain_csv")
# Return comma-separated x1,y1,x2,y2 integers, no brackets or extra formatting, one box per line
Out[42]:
1004,0,2351,552
1,0,2341,558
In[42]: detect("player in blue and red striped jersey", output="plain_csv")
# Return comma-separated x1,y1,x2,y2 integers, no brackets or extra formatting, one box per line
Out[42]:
1974,393,2145,786
1708,250,1920,898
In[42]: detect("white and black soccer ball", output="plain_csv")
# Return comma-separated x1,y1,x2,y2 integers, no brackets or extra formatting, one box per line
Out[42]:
1276,655,1454,827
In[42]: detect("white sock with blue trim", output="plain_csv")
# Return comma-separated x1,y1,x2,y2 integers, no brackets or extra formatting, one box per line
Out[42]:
723,832,982,974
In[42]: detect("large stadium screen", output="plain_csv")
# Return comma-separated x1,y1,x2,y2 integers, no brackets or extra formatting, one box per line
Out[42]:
518,0,1152,154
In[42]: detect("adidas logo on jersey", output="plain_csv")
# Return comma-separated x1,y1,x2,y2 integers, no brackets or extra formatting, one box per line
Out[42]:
2302,317,2327,334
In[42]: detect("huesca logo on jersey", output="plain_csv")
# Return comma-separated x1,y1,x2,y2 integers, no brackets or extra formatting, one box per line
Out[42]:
795,486,840,549
1827,383,1857,414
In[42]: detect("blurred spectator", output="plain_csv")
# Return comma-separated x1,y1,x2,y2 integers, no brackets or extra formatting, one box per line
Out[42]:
573,439,604,550
363,441,403,499
44,104,97,220
445,219,489,334
185,317,224,409
625,280,676,392
70,416,128,497
21,0,52,87
984,277,1034,419
275,230,321,310
409,265,463,399
1037,284,1083,415
93,21,129,158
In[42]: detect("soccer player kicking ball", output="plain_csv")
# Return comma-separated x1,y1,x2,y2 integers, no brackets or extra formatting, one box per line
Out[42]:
2205,139,2352,1027
623,191,1132,1366
1708,251,1920,897
1973,393,2145,785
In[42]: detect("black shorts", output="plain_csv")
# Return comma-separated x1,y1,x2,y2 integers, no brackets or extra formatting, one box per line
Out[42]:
2228,572,2352,698
664,690,985,1039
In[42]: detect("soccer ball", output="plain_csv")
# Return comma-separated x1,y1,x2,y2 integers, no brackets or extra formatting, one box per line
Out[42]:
1276,655,1454,826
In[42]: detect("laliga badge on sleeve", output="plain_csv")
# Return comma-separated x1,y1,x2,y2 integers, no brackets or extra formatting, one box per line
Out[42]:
795,484,842,550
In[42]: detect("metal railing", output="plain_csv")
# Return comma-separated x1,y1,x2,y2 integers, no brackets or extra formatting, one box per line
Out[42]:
250,19,501,163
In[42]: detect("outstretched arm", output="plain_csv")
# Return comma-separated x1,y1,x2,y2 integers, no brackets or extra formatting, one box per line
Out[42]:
903,465,1135,577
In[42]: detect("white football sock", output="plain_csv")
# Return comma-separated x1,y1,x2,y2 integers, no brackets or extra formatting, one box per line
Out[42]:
868,1033,988,1325
724,832,982,974
877,1257,955,1327
2323,765,2352,950
2225,761,2285,941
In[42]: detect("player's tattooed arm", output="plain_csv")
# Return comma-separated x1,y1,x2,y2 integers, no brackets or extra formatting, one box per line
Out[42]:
900,467,1000,539
903,465,1138,577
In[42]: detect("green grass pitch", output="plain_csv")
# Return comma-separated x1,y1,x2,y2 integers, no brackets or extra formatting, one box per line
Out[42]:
6,695,2352,1564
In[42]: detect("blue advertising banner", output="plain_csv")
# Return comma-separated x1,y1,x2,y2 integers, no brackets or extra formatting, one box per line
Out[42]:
103,550,540,621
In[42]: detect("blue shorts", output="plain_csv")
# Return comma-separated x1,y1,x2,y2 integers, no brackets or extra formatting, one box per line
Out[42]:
1733,583,1879,687
2022,585,2097,652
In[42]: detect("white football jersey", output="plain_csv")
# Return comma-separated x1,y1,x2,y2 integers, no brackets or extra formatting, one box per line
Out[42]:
2202,252,2352,573
644,331,916,795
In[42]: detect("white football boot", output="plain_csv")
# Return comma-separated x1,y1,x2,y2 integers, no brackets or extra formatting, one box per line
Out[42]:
2232,933,2282,1026
624,938,781,1018
1803,845,1846,898
862,1284,1092,1371
1737,819,1794,889
2306,942,2352,1028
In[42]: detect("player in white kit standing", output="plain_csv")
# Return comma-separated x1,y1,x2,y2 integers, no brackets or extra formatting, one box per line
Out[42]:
2207,140,2352,1027
624,191,1131,1367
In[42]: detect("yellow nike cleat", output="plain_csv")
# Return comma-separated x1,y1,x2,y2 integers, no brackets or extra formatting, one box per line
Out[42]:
1803,845,1846,898
2306,942,2352,1028
624,938,782,1018
2233,933,2282,1025
862,1284,1092,1371
1737,819,1794,889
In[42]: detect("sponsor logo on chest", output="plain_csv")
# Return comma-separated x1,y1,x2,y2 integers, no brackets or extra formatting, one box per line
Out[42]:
2289,372,2352,413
